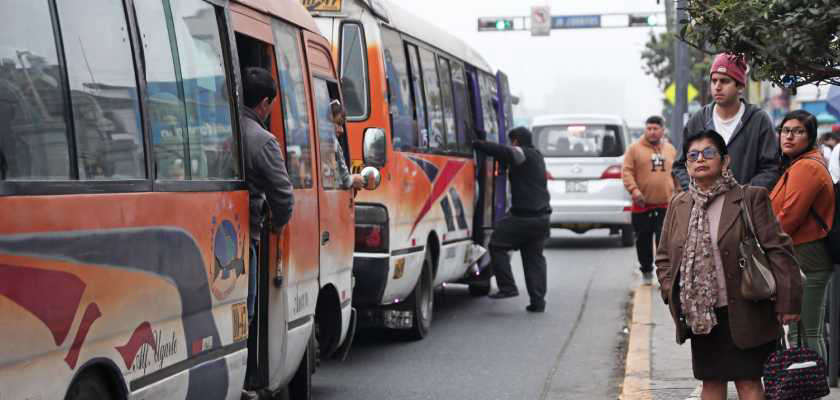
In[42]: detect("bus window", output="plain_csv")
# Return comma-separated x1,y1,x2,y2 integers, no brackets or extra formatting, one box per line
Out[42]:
0,0,70,180
134,0,188,180
418,48,444,151
450,60,473,155
273,19,313,189
170,0,237,180
380,27,417,152
339,22,368,120
57,0,145,180
405,43,427,149
313,78,350,190
436,56,456,151
480,73,499,143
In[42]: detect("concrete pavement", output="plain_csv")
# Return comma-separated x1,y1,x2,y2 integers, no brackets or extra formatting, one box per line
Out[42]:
622,282,840,400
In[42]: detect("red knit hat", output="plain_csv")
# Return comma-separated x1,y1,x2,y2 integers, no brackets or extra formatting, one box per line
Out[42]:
710,53,748,86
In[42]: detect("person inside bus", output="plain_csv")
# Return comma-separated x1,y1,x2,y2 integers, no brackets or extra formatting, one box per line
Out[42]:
241,67,294,322
473,127,551,312
329,99,364,190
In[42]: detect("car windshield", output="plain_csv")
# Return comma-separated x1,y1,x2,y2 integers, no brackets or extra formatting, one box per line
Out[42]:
533,124,623,157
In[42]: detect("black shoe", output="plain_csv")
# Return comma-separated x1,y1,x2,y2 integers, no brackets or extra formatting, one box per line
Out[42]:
489,290,519,299
526,304,546,313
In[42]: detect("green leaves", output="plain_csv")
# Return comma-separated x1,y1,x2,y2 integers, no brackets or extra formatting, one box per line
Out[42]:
682,0,840,87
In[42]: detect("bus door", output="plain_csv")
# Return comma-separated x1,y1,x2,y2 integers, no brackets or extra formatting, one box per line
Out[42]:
466,67,494,262
494,71,512,222
304,32,354,358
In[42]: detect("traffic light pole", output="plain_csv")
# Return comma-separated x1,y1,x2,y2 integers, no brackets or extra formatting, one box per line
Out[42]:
671,0,689,150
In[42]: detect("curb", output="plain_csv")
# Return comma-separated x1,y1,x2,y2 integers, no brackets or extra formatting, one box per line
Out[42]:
620,284,653,400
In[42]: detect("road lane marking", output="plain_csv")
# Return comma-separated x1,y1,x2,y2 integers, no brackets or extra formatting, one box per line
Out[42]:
620,284,653,400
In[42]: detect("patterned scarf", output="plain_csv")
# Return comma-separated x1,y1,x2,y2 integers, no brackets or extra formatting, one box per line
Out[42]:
679,169,739,335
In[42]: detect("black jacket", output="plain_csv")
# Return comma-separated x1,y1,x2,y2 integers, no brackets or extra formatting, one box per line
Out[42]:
673,100,780,191
473,141,550,217
242,107,294,240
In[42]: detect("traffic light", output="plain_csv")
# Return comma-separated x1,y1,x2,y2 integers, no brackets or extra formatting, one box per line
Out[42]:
628,14,658,27
478,17,514,31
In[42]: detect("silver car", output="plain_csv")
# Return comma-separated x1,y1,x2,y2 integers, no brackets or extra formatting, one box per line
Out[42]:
530,114,634,246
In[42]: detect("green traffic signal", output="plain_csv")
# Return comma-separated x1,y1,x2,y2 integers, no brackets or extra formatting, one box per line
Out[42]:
495,20,512,30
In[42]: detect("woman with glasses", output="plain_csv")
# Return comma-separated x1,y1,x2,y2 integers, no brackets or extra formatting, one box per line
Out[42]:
656,129,801,400
771,109,836,359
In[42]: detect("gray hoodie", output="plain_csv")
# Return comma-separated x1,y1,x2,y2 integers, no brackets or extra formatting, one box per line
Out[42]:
242,107,294,240
672,100,780,191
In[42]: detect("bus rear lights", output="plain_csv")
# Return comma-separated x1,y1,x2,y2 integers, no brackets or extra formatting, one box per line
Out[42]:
354,224,387,253
600,165,622,179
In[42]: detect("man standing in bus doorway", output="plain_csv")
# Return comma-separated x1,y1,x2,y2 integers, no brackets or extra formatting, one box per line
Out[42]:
621,116,677,285
241,67,294,323
672,53,780,190
473,127,551,312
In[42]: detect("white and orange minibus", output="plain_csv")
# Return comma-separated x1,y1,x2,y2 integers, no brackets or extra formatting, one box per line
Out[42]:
308,0,515,339
0,0,368,398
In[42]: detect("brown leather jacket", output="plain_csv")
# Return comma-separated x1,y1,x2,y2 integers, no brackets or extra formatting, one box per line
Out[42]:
655,186,802,349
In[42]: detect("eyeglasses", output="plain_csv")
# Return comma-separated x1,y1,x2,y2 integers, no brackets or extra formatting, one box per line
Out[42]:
686,147,720,162
779,127,808,137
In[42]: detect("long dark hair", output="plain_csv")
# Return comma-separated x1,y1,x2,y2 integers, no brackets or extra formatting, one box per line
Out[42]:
778,109,818,171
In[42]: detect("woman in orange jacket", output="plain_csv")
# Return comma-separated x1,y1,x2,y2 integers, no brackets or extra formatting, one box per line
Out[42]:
771,109,836,359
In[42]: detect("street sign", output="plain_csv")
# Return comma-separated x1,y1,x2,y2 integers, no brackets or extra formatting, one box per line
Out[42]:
478,17,515,31
531,6,551,36
628,14,658,27
665,82,699,105
551,15,601,29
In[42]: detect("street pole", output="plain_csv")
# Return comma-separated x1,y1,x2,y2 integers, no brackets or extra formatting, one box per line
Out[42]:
671,0,689,150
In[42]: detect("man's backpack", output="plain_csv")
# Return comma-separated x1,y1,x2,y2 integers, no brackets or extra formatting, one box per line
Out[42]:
805,157,840,264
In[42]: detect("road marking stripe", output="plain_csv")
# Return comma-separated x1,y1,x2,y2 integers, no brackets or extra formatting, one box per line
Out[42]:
620,284,653,400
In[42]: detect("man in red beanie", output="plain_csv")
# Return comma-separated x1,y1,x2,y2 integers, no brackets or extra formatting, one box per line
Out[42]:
672,53,780,190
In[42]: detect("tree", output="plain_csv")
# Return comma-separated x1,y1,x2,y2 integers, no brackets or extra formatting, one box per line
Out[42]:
641,32,712,123
681,0,840,88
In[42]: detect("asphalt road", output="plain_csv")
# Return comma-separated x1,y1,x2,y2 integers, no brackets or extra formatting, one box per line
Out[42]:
313,230,638,400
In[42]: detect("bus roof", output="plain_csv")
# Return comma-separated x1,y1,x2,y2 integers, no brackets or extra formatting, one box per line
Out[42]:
234,0,320,34
364,0,493,73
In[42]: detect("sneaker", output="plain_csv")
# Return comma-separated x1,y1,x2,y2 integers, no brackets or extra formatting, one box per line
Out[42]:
526,304,545,312
488,290,519,299
641,271,653,285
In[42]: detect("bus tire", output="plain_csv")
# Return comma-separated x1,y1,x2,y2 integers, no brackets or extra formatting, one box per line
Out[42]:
406,252,434,340
65,370,114,400
288,333,314,400
468,281,491,297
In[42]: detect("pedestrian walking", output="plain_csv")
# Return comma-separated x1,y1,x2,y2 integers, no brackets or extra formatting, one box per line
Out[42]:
770,110,836,360
656,129,802,400
241,67,295,321
473,127,551,312
819,132,838,162
831,137,840,183
673,53,780,191
622,116,677,284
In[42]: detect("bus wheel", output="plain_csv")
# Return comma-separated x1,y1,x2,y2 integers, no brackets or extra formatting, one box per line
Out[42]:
468,281,491,297
65,370,113,400
288,334,314,400
406,252,434,340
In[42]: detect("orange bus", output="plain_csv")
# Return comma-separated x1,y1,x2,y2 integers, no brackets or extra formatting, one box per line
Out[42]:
308,0,514,339
0,0,366,398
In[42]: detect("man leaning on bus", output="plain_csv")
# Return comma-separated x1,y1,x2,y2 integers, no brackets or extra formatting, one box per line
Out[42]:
473,127,551,312
242,67,294,322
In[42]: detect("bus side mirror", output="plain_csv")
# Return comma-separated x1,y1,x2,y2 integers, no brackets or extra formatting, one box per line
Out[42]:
360,166,381,190
363,128,386,167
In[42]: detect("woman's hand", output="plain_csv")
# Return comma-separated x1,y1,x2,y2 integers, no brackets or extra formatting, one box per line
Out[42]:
777,313,800,325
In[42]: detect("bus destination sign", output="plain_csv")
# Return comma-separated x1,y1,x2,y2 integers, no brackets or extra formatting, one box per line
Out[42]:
301,0,341,12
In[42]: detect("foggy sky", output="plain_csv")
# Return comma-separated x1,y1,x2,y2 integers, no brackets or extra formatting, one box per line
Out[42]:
394,0,667,127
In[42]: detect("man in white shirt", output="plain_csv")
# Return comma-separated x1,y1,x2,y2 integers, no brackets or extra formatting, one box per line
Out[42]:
830,139,840,183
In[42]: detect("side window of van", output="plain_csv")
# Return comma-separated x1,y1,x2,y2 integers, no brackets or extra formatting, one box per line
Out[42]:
405,44,427,149
58,0,145,180
418,48,444,151
480,73,499,143
339,23,368,120
312,79,350,191
436,56,457,151
0,1,71,180
135,0,238,180
273,19,313,189
380,27,417,152
450,60,473,155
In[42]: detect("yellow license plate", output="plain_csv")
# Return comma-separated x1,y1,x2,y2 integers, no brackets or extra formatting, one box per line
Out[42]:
232,303,248,342
301,0,341,12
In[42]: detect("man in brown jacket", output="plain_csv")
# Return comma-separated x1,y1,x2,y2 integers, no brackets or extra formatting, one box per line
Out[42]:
622,116,677,283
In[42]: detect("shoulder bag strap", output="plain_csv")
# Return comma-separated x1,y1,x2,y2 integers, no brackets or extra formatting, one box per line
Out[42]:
738,187,763,251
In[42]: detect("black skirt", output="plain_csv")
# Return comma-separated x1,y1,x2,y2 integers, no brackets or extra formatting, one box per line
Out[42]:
690,307,777,381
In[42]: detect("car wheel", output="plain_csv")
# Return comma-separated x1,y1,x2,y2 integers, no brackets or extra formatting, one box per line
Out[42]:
620,225,634,247
405,252,434,340
65,370,113,400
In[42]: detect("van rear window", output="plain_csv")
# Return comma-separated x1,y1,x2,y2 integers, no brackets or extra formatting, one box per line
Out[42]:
533,124,623,157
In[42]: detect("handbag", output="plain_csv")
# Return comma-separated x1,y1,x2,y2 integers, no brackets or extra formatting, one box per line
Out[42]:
763,322,830,400
738,194,777,301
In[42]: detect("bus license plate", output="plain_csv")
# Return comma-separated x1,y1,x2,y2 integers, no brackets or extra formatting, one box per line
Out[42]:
232,303,248,342
566,181,588,193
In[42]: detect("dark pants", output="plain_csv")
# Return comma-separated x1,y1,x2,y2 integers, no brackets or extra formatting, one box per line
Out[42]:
489,214,550,307
631,209,666,273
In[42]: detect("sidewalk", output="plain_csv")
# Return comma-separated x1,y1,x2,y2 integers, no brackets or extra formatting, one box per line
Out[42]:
621,282,840,400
